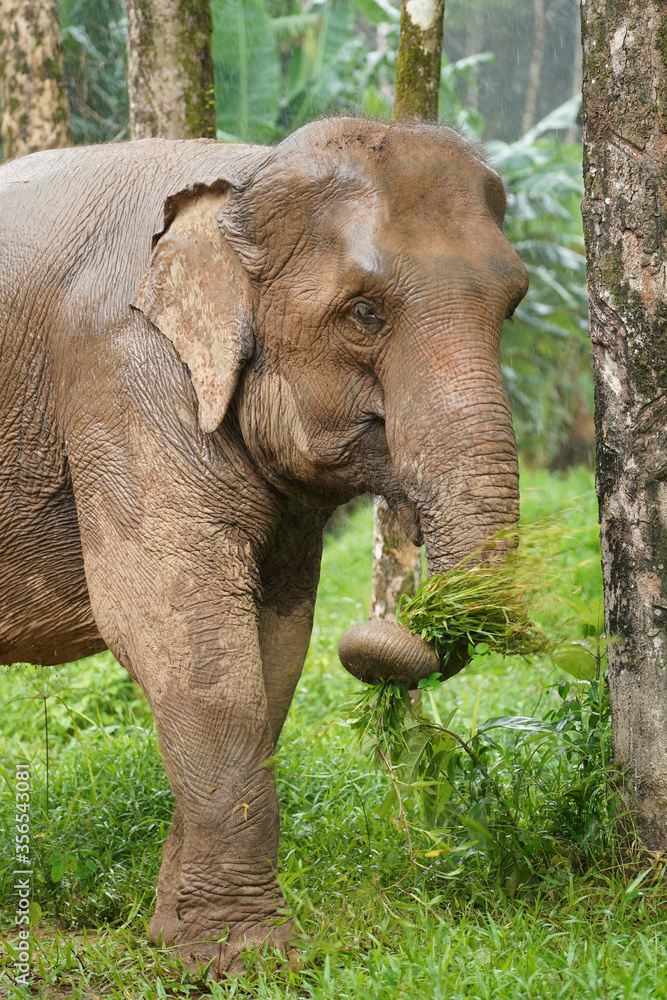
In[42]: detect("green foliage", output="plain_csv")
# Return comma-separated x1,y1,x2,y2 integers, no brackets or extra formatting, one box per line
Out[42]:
57,0,129,144
397,559,546,667
211,0,391,140
278,0,362,129
213,0,281,142
349,595,620,896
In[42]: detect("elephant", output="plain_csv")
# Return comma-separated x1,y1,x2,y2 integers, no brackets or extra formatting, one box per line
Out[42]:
0,116,528,975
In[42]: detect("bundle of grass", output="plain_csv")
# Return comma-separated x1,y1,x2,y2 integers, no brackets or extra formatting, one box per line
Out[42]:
396,558,548,675
346,553,549,760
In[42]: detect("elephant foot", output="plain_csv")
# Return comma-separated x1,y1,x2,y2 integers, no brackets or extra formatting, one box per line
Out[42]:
149,904,181,947
149,805,184,946
174,918,297,979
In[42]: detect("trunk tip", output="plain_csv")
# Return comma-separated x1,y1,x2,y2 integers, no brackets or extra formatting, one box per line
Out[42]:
338,618,440,685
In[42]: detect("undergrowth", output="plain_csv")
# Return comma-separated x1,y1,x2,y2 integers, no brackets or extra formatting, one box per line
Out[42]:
348,518,656,899
0,469,666,998
348,664,622,897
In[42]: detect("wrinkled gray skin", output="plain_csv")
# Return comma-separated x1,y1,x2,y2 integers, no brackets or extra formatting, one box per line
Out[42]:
0,118,527,975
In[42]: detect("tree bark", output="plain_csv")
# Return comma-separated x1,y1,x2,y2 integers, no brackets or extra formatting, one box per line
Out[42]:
393,0,445,121
0,0,71,161
126,0,215,140
581,0,667,850
370,499,421,621
521,0,546,136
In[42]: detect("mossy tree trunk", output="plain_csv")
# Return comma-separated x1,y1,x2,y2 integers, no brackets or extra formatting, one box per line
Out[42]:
371,0,447,622
581,0,667,849
370,500,421,621
393,0,445,121
126,0,215,140
0,0,71,161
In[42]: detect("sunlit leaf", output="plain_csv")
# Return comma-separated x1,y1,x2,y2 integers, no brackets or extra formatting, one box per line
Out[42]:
551,641,598,681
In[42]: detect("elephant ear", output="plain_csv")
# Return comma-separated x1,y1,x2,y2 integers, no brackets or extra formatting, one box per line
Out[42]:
131,182,255,434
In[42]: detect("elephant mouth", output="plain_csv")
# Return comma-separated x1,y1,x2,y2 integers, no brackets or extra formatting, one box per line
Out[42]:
338,618,468,686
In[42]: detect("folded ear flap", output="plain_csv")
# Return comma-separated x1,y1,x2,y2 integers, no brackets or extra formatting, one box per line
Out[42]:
131,183,255,434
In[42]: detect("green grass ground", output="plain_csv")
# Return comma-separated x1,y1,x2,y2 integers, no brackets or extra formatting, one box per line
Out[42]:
1,468,666,999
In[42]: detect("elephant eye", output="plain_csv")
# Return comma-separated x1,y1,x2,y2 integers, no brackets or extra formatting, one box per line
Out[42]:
349,299,384,331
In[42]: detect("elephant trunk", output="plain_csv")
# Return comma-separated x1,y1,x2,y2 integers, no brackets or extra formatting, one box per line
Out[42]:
339,326,519,686
388,341,519,573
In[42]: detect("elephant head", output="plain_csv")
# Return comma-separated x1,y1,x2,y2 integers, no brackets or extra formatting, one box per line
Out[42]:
133,118,528,680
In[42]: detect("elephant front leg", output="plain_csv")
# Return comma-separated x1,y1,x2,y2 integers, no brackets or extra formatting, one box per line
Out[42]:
150,660,291,975
153,508,327,966
81,535,290,974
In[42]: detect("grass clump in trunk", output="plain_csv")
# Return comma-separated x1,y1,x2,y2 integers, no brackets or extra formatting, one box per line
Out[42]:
396,556,548,670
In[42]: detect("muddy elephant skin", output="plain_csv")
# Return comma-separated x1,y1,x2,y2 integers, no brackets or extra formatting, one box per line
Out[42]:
0,118,527,974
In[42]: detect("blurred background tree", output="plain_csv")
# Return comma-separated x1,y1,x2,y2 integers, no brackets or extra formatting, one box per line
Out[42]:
0,0,71,159
0,0,588,468
126,0,215,139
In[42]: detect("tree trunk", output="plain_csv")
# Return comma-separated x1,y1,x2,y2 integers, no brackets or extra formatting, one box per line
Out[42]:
0,0,71,161
521,0,546,136
126,0,215,140
393,0,445,121
465,5,485,112
581,0,667,850
370,499,421,621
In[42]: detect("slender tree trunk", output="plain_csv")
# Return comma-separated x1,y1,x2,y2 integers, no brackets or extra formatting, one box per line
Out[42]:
126,0,215,140
370,0,447,624
393,0,445,121
0,0,71,161
581,0,667,850
521,0,546,135
370,500,421,621
465,5,485,112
